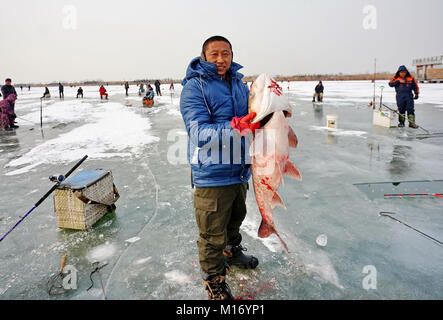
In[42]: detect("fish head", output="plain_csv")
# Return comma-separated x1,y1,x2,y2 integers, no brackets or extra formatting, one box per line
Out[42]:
248,73,292,123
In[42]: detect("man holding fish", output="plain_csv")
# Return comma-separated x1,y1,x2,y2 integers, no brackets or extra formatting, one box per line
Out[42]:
180,36,301,300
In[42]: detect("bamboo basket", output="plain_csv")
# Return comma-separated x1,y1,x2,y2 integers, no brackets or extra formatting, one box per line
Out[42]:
54,170,119,230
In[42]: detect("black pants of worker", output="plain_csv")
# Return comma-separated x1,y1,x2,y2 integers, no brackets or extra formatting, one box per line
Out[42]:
77,94,83,99
125,88,128,96
8,114,16,127
59,91,64,99
397,94,414,116
155,87,161,96
194,183,248,280
8,102,16,125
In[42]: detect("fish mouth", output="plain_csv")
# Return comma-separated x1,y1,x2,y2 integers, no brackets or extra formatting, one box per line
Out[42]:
255,110,291,127
258,113,274,127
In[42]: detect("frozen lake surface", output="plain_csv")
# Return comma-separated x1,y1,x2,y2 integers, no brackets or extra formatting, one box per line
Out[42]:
1,81,442,299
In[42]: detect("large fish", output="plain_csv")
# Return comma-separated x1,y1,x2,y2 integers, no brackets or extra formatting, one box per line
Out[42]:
249,74,302,252
249,73,291,123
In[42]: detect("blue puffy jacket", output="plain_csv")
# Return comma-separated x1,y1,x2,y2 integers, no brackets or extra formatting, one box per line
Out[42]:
145,89,154,100
180,57,251,188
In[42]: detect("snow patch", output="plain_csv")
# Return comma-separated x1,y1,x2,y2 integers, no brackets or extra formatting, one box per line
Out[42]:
134,257,152,265
87,243,116,262
310,126,367,137
4,102,159,175
164,270,192,285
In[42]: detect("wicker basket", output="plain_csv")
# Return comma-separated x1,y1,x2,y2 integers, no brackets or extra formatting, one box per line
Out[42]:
54,170,119,230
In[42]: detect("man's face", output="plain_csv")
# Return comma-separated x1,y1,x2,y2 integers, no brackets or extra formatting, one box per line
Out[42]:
5,80,11,85
203,41,232,78
399,71,407,78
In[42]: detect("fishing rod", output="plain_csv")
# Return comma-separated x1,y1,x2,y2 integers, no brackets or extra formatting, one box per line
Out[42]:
379,85,384,111
381,103,430,133
384,193,443,198
40,97,43,129
16,116,36,124
0,155,88,243
379,212,443,246
372,58,376,110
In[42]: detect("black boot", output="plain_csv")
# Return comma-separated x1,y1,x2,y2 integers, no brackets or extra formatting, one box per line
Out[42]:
224,244,259,269
203,275,234,300
398,113,405,127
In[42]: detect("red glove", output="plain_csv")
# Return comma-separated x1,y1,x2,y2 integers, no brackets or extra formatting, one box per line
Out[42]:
230,112,261,136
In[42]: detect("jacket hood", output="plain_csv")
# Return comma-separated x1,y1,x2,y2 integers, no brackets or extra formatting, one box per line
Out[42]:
395,65,412,78
397,65,408,73
182,57,244,86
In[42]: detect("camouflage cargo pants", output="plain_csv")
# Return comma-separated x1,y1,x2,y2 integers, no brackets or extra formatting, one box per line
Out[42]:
194,183,248,280
313,92,323,102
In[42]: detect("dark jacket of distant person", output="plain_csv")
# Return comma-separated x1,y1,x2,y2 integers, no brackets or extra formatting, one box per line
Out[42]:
315,82,324,93
389,65,419,99
1,84,17,100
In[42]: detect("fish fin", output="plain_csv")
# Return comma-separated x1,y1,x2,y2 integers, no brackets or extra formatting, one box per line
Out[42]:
271,192,286,209
283,161,302,181
288,126,298,148
258,220,289,253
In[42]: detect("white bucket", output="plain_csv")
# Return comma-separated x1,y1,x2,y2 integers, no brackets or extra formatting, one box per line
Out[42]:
326,114,338,129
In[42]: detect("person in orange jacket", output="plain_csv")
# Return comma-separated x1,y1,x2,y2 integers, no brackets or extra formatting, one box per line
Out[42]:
389,65,419,128
99,85,108,100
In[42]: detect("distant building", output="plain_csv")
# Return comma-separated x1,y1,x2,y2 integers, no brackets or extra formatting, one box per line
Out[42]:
412,55,443,82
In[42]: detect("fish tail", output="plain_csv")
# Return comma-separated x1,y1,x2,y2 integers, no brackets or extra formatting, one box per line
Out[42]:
258,219,274,238
258,219,290,253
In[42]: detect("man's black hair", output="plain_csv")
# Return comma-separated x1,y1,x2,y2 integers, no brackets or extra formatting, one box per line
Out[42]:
201,35,233,60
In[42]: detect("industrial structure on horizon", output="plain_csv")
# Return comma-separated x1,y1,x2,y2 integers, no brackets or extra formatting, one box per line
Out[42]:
413,55,443,82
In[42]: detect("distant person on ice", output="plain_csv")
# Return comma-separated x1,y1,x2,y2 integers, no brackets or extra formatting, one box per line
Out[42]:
58,82,64,100
2,78,19,129
77,87,83,99
180,35,260,300
169,83,175,98
389,65,419,128
42,87,50,99
143,85,155,106
154,80,162,96
138,83,145,96
99,85,108,100
312,81,324,102
124,82,130,96
0,94,17,131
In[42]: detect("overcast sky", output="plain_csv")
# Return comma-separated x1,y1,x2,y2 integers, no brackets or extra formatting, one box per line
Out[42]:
1,0,442,83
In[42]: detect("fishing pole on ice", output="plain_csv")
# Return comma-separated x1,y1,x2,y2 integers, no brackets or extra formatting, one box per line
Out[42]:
381,103,430,134
0,155,88,243
379,212,443,246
